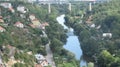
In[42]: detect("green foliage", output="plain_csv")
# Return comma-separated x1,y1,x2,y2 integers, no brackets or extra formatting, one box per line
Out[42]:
14,52,35,66
12,63,29,67
50,38,63,54
87,62,94,67
64,0,120,67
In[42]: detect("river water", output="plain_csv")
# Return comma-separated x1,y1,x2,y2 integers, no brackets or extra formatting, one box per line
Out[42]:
56,15,87,67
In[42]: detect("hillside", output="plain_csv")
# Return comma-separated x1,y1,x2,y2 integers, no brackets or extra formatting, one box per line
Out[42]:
0,1,50,67
64,0,120,67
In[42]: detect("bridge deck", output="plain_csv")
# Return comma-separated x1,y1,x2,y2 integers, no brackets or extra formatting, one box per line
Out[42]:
37,0,96,4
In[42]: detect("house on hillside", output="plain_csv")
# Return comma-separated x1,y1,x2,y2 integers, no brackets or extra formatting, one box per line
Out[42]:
39,22,49,30
8,7,15,13
32,19,41,26
14,22,24,28
17,6,28,13
29,14,36,21
0,16,4,23
34,64,42,67
41,22,49,27
90,23,95,28
0,26,5,32
0,3,12,8
34,61,48,67
102,33,112,38
40,60,48,67
35,54,48,67
35,54,45,61
27,51,32,55
29,24,36,28
20,14,26,18
0,16,3,19
0,19,4,23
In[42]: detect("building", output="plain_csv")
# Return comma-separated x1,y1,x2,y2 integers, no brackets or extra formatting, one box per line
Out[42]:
32,19,41,26
0,16,4,23
0,26,5,32
40,60,48,67
0,3,12,8
29,24,36,28
14,22,24,28
35,54,48,67
34,64,42,67
39,22,49,29
35,54,45,61
8,7,15,13
17,6,28,13
90,23,95,28
0,19,4,23
41,22,49,27
27,51,32,55
29,14,36,21
102,33,112,38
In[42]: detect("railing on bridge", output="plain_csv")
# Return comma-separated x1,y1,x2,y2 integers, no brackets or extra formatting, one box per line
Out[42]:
37,0,96,4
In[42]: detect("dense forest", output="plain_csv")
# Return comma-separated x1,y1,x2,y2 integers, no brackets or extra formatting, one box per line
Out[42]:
64,0,120,67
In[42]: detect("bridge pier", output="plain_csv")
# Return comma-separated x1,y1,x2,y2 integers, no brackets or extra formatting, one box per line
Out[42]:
48,3,51,13
89,2,92,11
68,3,71,11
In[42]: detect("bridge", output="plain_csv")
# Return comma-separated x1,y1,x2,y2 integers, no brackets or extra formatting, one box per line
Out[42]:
33,0,97,13
37,0,96,4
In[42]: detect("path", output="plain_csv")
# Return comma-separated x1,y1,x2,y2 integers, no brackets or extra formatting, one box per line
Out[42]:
45,41,56,67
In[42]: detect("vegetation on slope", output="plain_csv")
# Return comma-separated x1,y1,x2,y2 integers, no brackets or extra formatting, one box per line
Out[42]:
0,1,79,67
64,0,120,67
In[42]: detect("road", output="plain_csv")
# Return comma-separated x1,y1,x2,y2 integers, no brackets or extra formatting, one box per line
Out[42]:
45,42,56,67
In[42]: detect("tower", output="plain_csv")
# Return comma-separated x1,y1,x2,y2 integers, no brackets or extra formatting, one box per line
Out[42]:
89,2,92,11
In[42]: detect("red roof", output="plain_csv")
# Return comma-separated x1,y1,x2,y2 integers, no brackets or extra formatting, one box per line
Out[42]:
29,24,36,28
0,26,5,30
0,16,3,19
8,7,14,11
34,64,42,67
30,14,35,16
14,21,23,25
32,18,39,21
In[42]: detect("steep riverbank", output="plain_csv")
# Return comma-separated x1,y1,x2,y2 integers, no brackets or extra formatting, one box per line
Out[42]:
56,14,87,67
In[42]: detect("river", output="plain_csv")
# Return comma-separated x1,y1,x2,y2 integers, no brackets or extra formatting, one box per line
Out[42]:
56,15,87,67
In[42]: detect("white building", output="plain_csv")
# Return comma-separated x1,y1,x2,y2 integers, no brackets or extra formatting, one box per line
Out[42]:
90,24,95,28
14,22,24,28
35,54,48,67
0,3,12,8
29,14,36,21
17,6,28,13
35,54,45,61
103,33,112,38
